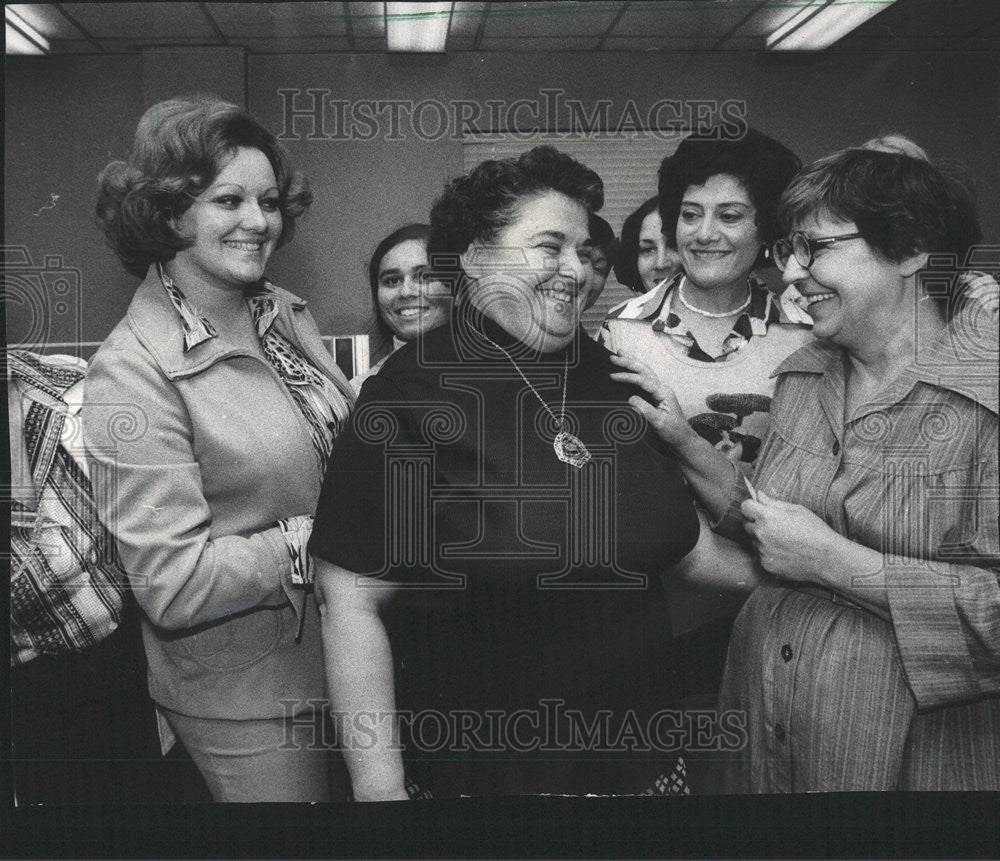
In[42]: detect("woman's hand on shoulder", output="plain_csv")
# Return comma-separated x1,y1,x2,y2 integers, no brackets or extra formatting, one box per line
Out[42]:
609,351,697,449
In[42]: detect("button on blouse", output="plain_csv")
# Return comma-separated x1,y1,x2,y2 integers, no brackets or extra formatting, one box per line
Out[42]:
714,290,1000,791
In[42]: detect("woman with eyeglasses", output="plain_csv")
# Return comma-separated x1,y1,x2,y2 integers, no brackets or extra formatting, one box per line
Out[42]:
614,145,1000,791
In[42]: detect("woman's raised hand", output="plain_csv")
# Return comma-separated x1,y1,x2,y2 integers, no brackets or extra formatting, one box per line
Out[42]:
609,351,696,449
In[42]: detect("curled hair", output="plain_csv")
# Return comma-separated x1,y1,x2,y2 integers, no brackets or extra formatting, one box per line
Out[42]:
613,196,659,293
367,223,430,350
427,145,603,283
778,147,981,308
96,94,312,278
659,127,801,268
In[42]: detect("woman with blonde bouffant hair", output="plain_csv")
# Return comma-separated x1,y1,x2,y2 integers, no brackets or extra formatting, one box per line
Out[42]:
85,94,355,801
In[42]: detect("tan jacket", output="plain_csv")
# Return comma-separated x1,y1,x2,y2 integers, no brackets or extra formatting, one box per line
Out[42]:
83,268,353,719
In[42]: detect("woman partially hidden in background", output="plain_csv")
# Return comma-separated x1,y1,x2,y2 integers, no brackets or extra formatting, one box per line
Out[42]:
351,223,450,392
611,195,681,297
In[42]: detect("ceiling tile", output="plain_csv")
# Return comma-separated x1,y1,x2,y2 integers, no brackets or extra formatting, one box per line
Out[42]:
611,1,754,37
236,35,355,52
346,1,385,37
711,35,768,51
7,4,80,39
601,35,718,51
855,0,999,38
447,35,478,50
485,2,624,38
66,3,215,39
720,3,808,39
208,3,347,38
449,2,486,36
477,35,601,51
48,39,109,54
347,36,388,49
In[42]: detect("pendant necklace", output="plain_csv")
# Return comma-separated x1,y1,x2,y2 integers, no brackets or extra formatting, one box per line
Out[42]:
477,330,591,469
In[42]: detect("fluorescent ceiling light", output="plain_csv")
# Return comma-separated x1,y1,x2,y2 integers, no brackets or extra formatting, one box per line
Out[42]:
386,2,452,52
5,6,50,54
767,0,898,51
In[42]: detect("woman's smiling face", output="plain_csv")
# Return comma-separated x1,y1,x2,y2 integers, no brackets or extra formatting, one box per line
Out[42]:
462,190,590,353
781,210,910,352
376,238,449,341
676,173,761,292
173,147,282,290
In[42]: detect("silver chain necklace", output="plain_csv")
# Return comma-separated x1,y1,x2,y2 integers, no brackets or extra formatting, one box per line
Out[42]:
477,330,592,469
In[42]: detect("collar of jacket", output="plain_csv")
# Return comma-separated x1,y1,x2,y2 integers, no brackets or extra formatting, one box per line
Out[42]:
771,301,998,415
126,266,312,382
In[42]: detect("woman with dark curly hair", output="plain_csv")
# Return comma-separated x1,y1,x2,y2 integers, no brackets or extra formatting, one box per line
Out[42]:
308,145,758,799
602,129,813,738
83,95,355,801
619,144,999,791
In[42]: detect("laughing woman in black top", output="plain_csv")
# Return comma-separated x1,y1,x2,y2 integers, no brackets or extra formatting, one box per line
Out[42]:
308,146,759,799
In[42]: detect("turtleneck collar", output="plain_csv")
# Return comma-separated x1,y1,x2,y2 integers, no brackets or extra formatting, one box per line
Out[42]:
452,295,577,364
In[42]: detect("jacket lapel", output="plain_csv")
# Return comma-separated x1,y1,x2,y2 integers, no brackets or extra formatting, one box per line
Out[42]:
127,267,355,405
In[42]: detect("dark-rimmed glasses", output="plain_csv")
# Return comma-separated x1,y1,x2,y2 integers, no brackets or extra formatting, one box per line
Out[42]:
772,230,865,271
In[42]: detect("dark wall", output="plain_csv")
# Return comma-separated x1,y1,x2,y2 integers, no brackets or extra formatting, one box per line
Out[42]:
5,54,144,348
6,48,998,346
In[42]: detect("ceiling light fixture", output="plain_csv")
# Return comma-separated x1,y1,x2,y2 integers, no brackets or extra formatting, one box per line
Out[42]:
767,0,898,51
6,6,50,55
386,2,452,52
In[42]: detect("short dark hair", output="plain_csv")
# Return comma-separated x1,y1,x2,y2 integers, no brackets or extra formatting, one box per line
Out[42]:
428,145,604,283
368,223,430,348
613,196,659,293
778,147,981,308
588,212,619,270
96,94,312,278
659,128,801,268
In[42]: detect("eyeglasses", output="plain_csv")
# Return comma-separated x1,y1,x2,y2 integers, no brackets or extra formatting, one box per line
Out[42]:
772,230,865,271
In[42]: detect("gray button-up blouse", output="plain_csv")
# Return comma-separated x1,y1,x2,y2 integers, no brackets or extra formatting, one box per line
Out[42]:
714,291,1000,791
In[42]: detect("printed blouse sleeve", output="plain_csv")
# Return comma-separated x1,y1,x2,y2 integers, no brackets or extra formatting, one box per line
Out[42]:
595,320,616,350
277,514,314,585
83,342,296,630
